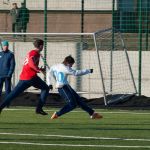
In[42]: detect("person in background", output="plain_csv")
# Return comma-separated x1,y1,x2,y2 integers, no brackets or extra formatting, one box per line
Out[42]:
0,41,15,104
18,3,30,34
47,55,103,120
10,3,19,34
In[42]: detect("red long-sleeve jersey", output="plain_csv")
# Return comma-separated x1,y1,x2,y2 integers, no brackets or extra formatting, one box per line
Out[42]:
20,50,41,80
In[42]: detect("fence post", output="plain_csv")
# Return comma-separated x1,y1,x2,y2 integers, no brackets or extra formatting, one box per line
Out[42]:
111,0,116,92
75,0,85,91
145,0,149,51
138,0,142,96
81,0,84,33
44,0,47,81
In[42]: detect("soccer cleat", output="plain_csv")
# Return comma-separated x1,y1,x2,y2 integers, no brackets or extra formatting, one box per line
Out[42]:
91,112,103,119
51,112,58,119
36,109,48,115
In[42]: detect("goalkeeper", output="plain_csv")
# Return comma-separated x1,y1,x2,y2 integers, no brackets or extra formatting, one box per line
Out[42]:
47,55,103,119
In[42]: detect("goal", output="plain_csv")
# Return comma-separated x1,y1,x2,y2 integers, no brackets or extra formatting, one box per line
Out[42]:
93,28,137,105
0,29,137,105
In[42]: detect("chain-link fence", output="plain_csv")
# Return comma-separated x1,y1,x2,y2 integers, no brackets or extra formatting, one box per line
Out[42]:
0,0,150,97
0,0,111,33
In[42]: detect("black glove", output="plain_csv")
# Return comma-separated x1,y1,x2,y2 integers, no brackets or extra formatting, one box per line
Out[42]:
90,69,93,73
49,85,53,90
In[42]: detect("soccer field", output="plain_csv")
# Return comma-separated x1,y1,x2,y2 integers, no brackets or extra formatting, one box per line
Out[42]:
0,107,150,150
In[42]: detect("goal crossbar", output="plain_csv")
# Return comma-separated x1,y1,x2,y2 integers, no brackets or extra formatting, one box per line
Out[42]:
0,32,94,36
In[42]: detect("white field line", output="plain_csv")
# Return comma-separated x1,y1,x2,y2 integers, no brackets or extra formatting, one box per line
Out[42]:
4,108,150,115
0,141,150,148
0,132,150,142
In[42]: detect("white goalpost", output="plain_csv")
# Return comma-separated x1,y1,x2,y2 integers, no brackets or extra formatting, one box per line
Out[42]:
0,28,137,105
93,28,137,105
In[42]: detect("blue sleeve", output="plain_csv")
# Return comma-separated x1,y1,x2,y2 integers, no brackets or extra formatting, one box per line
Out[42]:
8,54,16,77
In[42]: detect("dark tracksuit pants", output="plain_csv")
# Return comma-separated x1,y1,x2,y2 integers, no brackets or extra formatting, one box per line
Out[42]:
57,84,94,117
0,76,49,110
0,77,12,97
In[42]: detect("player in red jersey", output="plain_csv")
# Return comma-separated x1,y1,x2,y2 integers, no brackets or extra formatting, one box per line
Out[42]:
0,39,52,115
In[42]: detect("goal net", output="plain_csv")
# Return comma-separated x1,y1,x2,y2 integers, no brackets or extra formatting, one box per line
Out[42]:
0,32,102,100
0,29,137,104
94,28,137,105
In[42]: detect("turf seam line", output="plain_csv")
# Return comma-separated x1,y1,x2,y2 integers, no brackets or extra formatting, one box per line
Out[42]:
4,109,150,115
0,141,150,148
0,132,150,142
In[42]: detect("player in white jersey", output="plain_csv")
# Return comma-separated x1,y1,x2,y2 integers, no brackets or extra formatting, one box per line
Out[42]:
47,55,103,119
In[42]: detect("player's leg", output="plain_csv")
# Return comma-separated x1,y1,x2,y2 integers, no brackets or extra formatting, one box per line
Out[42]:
5,77,11,96
0,80,30,112
16,22,20,33
31,76,49,115
67,85,94,115
51,85,77,119
22,23,27,41
5,77,12,107
23,23,27,33
12,23,15,38
12,23,15,32
67,85,103,119
0,78,4,97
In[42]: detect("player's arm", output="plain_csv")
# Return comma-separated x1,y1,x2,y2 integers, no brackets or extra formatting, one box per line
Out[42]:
28,56,41,72
67,67,93,76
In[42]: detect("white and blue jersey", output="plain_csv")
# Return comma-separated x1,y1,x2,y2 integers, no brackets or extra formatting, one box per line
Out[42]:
46,63,91,88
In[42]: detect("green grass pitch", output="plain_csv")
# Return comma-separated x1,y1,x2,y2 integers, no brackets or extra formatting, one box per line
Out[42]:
0,107,150,150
